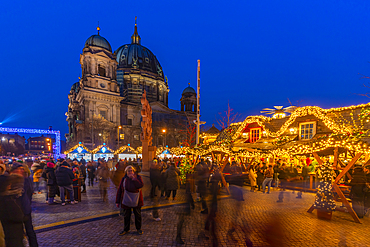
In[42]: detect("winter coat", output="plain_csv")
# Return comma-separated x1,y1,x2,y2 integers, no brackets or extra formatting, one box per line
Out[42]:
87,165,96,178
33,169,43,182
20,176,33,215
264,168,274,178
165,166,180,191
79,164,87,179
96,166,110,186
55,164,74,186
42,167,58,197
0,195,25,247
249,168,257,187
116,174,144,209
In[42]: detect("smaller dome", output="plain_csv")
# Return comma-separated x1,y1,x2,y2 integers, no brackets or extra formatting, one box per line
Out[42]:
182,84,196,95
84,35,112,52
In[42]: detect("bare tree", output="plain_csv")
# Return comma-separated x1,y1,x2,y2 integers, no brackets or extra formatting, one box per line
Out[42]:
215,102,242,130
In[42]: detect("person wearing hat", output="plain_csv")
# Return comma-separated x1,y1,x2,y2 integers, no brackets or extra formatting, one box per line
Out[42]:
42,162,58,205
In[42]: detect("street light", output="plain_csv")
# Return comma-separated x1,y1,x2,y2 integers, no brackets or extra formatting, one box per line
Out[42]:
162,129,166,147
118,126,122,149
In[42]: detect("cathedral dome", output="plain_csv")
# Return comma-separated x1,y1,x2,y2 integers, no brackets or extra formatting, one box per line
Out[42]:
182,84,196,94
115,44,164,79
114,21,164,79
84,34,112,52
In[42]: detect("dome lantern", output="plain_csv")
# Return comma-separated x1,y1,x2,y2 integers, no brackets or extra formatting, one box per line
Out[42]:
131,16,141,45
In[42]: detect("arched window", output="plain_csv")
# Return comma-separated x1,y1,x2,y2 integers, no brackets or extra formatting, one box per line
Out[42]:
98,65,106,77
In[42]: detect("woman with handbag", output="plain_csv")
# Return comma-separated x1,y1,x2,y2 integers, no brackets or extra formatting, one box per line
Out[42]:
116,165,144,235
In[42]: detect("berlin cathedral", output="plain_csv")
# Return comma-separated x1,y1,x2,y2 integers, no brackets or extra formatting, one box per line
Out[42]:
66,22,197,149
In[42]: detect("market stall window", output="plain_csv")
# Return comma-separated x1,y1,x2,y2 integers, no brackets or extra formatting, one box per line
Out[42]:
299,121,316,140
250,128,261,143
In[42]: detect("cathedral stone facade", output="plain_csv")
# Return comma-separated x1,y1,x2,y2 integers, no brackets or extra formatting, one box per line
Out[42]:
66,23,196,149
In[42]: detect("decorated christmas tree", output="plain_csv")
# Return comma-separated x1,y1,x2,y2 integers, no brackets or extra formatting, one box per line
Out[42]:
313,161,336,212
179,156,193,184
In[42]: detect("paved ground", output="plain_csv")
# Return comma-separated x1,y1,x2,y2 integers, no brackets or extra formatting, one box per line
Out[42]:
29,174,370,247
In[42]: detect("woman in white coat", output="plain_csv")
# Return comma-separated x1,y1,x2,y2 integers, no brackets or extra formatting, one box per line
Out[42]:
249,165,257,192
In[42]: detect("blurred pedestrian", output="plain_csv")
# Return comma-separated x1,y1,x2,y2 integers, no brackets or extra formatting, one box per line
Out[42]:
262,165,274,194
150,159,161,198
87,161,96,187
42,162,58,205
249,165,257,192
0,174,25,247
176,174,195,244
11,162,39,247
96,162,110,202
350,165,367,218
165,163,180,200
116,165,144,235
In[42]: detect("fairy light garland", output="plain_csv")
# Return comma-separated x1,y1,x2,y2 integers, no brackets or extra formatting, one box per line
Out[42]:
64,143,91,154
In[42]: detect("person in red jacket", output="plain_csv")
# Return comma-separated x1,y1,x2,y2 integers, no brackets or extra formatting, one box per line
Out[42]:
116,165,144,235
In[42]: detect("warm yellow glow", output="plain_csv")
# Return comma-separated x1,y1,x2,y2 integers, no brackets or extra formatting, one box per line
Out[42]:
162,129,166,133
118,126,122,129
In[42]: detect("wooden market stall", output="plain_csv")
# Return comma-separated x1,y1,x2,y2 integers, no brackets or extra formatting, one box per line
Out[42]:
64,143,92,161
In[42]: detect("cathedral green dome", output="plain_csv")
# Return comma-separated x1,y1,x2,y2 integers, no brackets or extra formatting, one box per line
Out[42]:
182,85,196,94
115,43,164,79
84,34,112,52
114,22,164,79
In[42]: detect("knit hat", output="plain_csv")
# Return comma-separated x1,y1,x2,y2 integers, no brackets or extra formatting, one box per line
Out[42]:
47,162,55,168
11,162,24,172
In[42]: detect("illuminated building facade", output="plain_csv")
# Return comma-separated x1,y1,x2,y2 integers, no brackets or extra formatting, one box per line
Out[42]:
66,22,196,149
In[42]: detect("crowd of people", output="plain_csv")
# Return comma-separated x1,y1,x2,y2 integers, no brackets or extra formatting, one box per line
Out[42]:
1,154,370,246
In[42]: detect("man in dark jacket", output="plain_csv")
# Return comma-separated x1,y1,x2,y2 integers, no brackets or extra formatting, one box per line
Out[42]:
55,161,77,206
79,161,87,193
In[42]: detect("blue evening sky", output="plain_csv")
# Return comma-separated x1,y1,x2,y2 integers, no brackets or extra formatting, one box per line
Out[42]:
1,0,370,137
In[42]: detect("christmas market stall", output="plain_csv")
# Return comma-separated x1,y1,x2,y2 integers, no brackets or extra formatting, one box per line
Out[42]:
92,143,114,161
214,103,370,223
64,143,92,161
115,145,140,160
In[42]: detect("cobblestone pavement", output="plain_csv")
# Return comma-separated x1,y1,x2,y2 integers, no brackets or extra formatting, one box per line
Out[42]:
32,181,370,247
31,173,190,227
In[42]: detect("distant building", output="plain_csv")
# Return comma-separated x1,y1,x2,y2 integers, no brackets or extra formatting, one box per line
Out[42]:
66,22,196,149
26,135,54,155
0,133,26,156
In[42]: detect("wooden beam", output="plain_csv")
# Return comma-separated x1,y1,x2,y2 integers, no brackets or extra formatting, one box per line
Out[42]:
220,155,229,173
334,147,338,169
333,183,361,223
211,152,216,163
334,153,363,184
312,152,323,165
307,205,315,213
245,157,255,172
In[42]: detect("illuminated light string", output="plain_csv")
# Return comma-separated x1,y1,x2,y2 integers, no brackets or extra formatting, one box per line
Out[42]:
92,144,114,154
64,143,92,154
0,127,61,159
230,106,357,140
114,145,138,155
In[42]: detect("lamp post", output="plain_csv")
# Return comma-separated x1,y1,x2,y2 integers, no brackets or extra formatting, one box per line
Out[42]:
90,109,95,149
117,126,122,149
162,129,166,147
